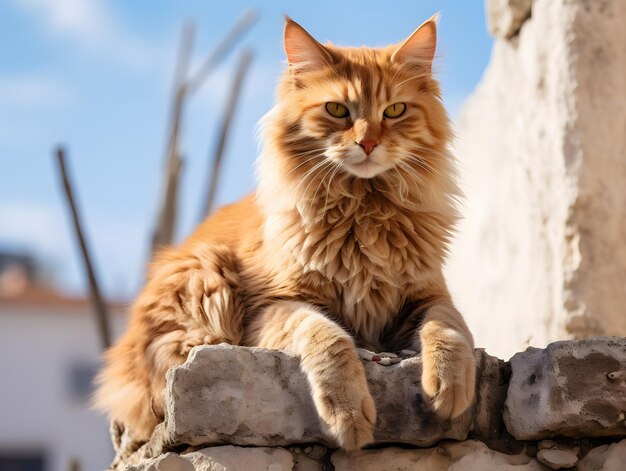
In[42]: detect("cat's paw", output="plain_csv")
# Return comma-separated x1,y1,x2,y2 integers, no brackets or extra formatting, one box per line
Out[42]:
317,385,376,451
421,328,476,419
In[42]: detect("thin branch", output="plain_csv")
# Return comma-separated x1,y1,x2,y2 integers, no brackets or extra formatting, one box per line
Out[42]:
151,10,258,255
186,9,259,96
151,22,195,255
201,50,253,219
54,146,112,351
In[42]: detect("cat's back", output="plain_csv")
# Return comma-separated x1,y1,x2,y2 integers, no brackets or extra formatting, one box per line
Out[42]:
181,193,263,253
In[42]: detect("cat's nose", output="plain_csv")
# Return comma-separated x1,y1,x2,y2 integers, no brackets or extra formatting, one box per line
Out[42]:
357,139,379,155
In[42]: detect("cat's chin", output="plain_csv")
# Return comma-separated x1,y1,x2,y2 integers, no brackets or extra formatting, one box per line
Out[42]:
343,160,391,179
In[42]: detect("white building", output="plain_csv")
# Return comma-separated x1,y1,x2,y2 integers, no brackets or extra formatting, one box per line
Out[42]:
0,257,127,471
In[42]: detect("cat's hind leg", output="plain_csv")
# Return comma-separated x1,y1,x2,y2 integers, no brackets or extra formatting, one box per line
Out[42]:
246,301,376,451
94,244,245,442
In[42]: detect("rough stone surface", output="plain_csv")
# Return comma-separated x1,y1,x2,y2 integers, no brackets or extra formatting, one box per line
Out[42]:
486,0,533,39
448,0,626,359
503,338,626,440
469,349,511,444
162,344,486,449
112,340,626,470
127,446,294,471
124,440,626,471
577,439,626,471
536,449,578,469
331,440,548,471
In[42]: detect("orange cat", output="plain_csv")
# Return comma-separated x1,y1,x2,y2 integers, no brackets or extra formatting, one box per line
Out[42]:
94,15,476,451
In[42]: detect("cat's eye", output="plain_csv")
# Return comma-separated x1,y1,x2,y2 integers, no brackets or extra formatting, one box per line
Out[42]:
383,103,406,119
325,102,350,118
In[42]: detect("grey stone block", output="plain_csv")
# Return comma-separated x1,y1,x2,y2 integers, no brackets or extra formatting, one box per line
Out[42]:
161,344,484,449
503,337,626,440
486,0,533,39
127,446,294,471
331,440,548,471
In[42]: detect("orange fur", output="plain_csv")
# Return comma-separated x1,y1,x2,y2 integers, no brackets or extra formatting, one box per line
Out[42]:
94,16,476,450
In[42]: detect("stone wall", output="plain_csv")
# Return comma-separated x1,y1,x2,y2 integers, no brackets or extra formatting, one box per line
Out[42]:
113,337,626,470
446,0,626,359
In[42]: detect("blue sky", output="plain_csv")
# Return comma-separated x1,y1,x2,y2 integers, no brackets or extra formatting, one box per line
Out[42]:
0,0,492,299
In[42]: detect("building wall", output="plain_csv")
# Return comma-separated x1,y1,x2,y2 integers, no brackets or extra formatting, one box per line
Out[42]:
446,0,626,359
0,304,127,471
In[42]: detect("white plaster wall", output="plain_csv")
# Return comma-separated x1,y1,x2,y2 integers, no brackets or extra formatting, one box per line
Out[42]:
447,0,626,359
0,304,127,471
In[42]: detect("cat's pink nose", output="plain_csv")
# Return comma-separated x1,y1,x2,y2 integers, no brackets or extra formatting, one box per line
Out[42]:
357,139,379,155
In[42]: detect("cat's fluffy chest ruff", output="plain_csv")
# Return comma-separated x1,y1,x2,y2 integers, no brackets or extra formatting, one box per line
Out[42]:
263,184,448,345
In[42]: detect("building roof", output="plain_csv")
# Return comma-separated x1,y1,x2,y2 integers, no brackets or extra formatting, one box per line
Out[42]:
0,285,128,311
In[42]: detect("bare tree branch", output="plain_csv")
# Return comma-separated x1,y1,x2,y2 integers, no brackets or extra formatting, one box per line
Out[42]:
151,22,195,255
151,11,258,255
186,9,259,96
54,146,112,351
201,50,254,219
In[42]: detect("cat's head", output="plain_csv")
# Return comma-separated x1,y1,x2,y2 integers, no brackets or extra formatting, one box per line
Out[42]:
259,15,454,210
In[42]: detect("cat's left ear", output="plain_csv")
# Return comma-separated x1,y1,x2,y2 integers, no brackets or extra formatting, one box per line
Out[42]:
284,16,333,74
391,13,439,70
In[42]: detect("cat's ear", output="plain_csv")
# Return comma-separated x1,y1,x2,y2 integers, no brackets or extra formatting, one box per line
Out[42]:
284,17,332,73
391,13,439,70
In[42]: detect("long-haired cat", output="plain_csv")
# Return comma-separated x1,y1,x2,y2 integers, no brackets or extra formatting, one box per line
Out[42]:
94,15,476,451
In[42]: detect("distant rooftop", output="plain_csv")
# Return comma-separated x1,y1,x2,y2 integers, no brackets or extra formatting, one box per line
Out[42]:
0,250,127,310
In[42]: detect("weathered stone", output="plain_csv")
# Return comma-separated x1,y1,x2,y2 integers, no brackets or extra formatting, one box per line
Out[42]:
503,338,626,440
486,0,533,39
290,451,324,471
126,440,626,471
112,339,626,471
470,349,511,443
578,439,626,471
127,446,294,471
449,0,626,359
126,452,193,471
536,449,578,469
331,440,548,471
162,344,484,449
164,345,324,448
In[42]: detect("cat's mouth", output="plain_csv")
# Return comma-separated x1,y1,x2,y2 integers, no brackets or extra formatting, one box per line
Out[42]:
343,154,392,179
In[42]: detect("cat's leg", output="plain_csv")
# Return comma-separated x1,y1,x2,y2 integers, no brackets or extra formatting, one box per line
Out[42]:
411,303,476,419
246,300,376,451
94,245,245,442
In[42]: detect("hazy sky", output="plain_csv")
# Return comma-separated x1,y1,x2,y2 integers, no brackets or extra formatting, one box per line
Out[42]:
0,0,492,299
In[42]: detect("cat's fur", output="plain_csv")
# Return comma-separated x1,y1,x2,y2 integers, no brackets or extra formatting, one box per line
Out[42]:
94,16,476,451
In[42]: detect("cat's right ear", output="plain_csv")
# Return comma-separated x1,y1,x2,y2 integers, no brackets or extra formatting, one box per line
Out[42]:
284,17,332,74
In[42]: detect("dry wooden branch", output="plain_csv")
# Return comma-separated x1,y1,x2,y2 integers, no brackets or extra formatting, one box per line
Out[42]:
186,9,259,96
201,50,254,219
150,22,195,255
151,11,258,256
54,146,112,351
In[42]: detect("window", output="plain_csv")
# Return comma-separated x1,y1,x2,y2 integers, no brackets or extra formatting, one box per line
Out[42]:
68,363,99,401
0,452,45,471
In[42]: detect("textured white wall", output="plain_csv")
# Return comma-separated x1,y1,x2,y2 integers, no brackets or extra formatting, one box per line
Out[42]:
447,0,626,359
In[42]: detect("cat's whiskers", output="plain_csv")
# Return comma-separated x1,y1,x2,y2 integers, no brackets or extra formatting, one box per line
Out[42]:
392,167,409,201
308,161,340,217
321,56,344,83
290,147,329,159
322,163,343,220
395,159,426,202
292,159,334,202
283,151,327,178
393,74,424,90
389,60,415,84
312,162,342,221
403,152,441,179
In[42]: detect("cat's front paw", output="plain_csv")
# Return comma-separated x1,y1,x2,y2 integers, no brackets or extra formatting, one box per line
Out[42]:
316,383,376,451
420,327,476,419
